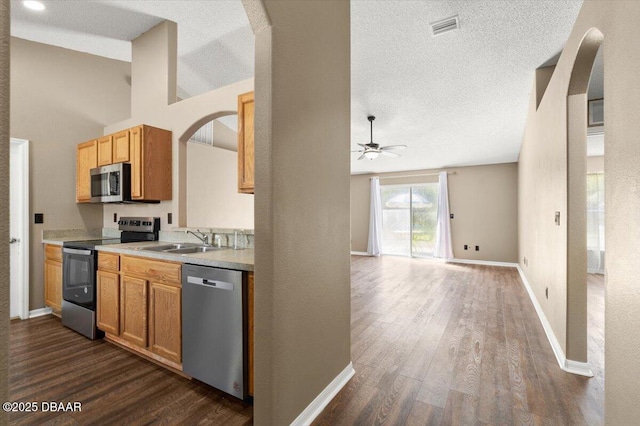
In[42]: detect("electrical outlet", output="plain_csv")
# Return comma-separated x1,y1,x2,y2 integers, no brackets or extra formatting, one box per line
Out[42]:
450,213,454,219
545,287,549,299
475,245,479,251
113,213,118,222
464,244,468,250
168,212,172,224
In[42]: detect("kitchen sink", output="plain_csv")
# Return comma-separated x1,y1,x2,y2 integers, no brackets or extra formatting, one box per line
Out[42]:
168,246,226,254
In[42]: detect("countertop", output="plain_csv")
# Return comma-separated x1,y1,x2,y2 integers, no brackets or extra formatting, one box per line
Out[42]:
43,239,254,272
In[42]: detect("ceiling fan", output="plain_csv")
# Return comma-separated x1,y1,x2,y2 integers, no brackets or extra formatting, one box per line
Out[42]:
352,116,407,160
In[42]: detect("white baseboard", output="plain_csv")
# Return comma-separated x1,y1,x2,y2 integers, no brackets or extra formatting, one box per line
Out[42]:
350,251,370,256
29,307,53,318
450,258,518,268
290,362,355,426
516,266,594,377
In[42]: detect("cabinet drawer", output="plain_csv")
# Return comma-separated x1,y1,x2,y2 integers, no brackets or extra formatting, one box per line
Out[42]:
45,244,62,263
98,252,120,272
121,256,181,285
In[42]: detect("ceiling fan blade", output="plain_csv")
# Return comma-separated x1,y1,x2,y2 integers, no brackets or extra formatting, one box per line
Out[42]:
380,150,400,158
357,153,367,160
351,150,365,153
380,144,407,151
357,143,367,148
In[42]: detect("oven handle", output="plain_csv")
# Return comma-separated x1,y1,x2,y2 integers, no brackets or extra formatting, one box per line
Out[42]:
62,248,93,256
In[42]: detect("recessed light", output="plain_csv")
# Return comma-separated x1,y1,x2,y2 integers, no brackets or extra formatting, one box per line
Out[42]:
23,1,45,11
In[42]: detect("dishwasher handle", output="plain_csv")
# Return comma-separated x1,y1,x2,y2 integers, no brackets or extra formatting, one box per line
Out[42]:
186,276,234,291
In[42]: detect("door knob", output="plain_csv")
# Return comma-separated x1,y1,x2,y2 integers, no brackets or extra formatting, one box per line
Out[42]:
9,238,19,244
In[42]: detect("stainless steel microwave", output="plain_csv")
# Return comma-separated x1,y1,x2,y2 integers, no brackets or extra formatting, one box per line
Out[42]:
90,162,131,203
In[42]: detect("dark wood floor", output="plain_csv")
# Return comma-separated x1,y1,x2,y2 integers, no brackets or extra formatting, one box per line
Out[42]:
10,258,604,425
314,256,604,425
8,316,253,425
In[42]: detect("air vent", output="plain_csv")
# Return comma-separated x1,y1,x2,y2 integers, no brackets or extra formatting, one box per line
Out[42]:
430,15,459,37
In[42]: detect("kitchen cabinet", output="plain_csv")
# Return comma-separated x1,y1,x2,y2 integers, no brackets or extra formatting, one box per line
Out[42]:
112,130,130,163
97,252,121,335
97,135,113,166
237,91,255,194
97,270,120,335
149,282,181,364
97,254,182,369
76,140,97,203
120,275,148,348
129,125,172,201
76,124,172,203
248,271,254,396
44,244,63,315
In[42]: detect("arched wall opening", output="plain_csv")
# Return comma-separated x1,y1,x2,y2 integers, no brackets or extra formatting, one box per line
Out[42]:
176,111,254,229
566,27,604,366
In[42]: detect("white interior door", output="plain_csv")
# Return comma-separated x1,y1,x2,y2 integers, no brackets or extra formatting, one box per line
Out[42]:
10,138,29,319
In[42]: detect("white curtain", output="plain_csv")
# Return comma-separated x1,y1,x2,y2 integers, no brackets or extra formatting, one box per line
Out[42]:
587,173,605,274
367,177,383,256
434,171,454,260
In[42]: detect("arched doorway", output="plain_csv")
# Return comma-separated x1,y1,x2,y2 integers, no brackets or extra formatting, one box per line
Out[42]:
566,27,604,373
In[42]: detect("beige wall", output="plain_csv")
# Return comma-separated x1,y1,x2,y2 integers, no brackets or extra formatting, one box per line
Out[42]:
10,37,131,309
351,163,518,263
248,0,351,424
1,0,10,420
186,143,254,228
518,1,640,422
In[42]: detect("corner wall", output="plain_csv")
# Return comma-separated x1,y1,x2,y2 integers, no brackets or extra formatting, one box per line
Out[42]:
351,163,518,263
10,38,131,309
249,1,352,424
518,1,640,422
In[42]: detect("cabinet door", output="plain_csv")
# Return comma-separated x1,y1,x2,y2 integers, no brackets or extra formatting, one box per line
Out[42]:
149,282,181,363
112,130,130,163
76,140,97,203
120,276,148,348
248,272,254,396
97,135,113,166
44,260,62,312
238,91,255,194
129,126,143,199
97,270,120,335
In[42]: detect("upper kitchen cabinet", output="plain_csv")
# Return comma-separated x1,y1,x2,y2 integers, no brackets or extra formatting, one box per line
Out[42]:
76,140,97,203
112,130,130,163
97,135,113,166
237,91,255,194
129,125,172,201
76,124,172,203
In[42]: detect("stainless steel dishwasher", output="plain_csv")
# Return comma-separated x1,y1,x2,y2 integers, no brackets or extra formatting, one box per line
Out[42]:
182,264,246,399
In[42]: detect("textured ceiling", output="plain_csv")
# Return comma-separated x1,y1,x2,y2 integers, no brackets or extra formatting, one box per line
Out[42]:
11,0,587,173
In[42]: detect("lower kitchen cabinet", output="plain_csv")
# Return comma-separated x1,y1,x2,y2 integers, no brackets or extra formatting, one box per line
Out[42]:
149,282,181,364
97,270,120,335
44,244,63,315
120,275,148,349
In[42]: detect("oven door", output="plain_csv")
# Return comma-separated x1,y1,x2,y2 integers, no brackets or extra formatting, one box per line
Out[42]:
62,248,96,310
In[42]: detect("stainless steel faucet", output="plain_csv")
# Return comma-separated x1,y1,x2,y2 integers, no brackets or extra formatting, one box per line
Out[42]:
186,229,211,246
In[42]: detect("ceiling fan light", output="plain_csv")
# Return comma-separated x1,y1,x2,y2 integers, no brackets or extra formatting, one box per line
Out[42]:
364,151,379,160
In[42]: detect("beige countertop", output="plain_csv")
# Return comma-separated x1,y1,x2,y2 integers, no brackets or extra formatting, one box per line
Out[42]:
43,239,254,271
96,241,254,272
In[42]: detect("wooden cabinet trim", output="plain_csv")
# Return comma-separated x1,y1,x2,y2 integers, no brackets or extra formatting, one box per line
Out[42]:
112,130,130,163
97,135,113,166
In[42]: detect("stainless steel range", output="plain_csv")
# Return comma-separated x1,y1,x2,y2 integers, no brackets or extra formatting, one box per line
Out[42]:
61,217,160,339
